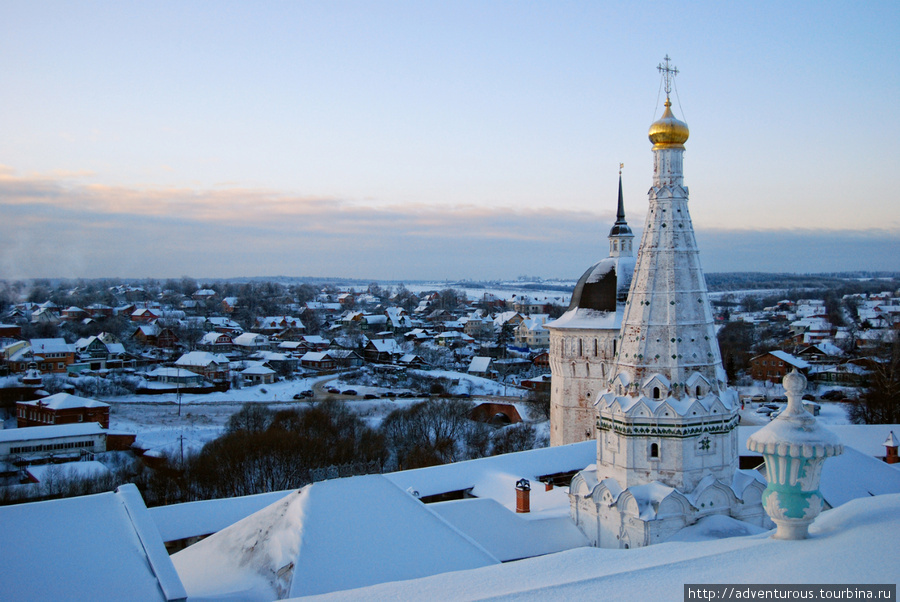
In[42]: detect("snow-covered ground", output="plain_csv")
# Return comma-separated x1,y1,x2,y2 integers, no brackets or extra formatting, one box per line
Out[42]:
100,369,535,457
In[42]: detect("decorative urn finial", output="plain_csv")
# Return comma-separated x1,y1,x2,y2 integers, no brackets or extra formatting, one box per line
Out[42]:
747,369,843,539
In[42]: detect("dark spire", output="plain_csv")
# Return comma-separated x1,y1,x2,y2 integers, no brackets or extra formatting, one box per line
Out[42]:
608,170,632,237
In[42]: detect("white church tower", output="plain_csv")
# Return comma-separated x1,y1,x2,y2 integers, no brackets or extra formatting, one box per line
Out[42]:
546,168,635,446
569,57,768,548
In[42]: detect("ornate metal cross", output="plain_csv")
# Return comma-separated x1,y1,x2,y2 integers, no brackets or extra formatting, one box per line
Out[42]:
657,54,679,98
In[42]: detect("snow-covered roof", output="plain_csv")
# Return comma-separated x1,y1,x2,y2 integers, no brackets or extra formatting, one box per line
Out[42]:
0,484,186,602
241,364,275,375
368,338,401,353
29,338,72,354
385,441,596,501
429,497,588,561
149,489,294,543
26,460,111,482
19,392,108,410
305,493,900,600
468,356,493,373
0,423,106,444
817,446,900,508
146,367,202,379
233,332,269,346
171,475,498,599
175,351,230,367
198,331,231,344
765,350,810,369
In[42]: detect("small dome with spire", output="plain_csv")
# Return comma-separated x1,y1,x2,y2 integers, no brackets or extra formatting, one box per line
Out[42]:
648,99,689,149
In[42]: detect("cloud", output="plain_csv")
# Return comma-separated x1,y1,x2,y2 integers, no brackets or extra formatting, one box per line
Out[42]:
0,168,897,281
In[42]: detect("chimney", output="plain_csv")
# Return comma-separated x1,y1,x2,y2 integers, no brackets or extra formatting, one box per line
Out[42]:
884,431,899,464
515,478,531,513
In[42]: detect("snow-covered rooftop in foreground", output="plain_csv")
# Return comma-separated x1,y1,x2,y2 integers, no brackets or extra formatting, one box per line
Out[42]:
172,475,499,600
303,493,900,601
0,484,185,602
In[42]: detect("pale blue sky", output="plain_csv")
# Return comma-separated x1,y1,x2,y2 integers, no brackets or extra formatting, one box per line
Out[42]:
1,1,898,280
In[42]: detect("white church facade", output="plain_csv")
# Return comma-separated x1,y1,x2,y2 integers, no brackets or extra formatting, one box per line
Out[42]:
546,170,635,446
554,57,769,547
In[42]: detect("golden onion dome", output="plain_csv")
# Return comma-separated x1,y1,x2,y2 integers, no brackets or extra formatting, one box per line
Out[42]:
648,99,689,149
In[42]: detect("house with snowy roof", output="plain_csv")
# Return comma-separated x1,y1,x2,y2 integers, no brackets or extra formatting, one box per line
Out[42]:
0,422,107,463
75,334,129,369
253,315,305,335
28,338,75,373
221,296,239,313
174,351,231,384
146,366,205,387
514,316,550,350
748,350,810,383
232,332,271,351
467,356,494,377
364,338,403,363
60,305,88,321
197,330,234,352
17,392,110,429
206,316,243,333
132,323,179,348
131,307,161,323
300,351,337,370
241,362,277,385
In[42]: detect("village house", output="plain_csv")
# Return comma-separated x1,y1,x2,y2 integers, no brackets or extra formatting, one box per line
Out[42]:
241,362,276,386
300,351,337,371
0,422,107,463
85,303,114,319
364,338,403,363
146,367,205,387
132,323,180,349
197,331,234,353
29,338,76,374
325,348,364,368
221,297,239,313
467,356,495,378
131,307,161,323
205,316,243,334
232,332,270,352
17,393,110,429
748,350,810,383
514,316,550,350
61,306,88,321
75,334,128,370
253,316,305,336
174,351,231,384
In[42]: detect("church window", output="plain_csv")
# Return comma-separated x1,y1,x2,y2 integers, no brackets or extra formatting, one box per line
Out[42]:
593,340,598,356
695,386,702,397
613,241,618,251
652,387,661,400
613,340,617,355
577,339,583,357
650,443,659,458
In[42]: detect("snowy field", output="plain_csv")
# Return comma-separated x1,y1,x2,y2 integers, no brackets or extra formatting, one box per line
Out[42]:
403,281,573,306
101,370,533,458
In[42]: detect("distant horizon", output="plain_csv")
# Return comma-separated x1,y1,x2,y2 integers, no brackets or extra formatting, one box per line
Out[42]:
7,269,900,287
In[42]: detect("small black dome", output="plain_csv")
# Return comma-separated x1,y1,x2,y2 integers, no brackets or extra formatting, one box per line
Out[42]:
567,259,619,313
608,221,633,237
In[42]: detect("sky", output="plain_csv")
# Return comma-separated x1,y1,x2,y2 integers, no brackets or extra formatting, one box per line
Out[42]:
1,1,898,281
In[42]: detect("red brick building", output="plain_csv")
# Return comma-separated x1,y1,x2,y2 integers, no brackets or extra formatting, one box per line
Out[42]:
17,393,110,429
748,351,810,384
